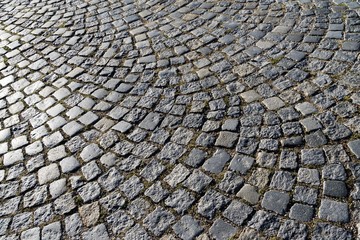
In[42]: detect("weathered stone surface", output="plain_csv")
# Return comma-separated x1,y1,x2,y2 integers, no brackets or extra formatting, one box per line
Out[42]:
38,164,60,185
348,139,360,159
323,180,348,198
229,154,254,174
247,210,280,236
261,190,290,215
106,210,134,235
312,223,352,240
183,170,212,192
270,171,295,191
82,224,110,240
0,1,359,238
197,190,229,219
289,203,314,222
319,199,349,223
277,220,307,240
42,222,62,240
237,184,260,205
165,189,194,214
172,215,203,240
223,200,253,226
202,150,230,174
79,202,100,227
143,207,175,237
209,219,237,240
293,186,318,205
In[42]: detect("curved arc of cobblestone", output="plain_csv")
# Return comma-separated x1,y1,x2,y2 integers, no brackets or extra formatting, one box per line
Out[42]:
0,0,359,239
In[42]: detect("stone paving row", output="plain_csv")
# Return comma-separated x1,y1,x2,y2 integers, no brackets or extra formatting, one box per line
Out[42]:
0,0,359,239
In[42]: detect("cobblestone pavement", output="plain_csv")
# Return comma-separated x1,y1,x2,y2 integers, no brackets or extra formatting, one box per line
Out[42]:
0,0,360,239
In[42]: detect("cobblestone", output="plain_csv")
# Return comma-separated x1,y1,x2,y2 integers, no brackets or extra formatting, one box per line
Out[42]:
0,0,359,238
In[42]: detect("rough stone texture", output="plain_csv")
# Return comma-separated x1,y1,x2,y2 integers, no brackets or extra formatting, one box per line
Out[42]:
247,210,280,236
42,222,61,240
318,199,349,223
237,184,260,205
261,190,290,215
348,140,360,159
293,186,318,205
289,203,314,222
323,180,348,198
197,190,229,219
38,164,60,185
202,150,230,174
143,207,175,237
82,224,110,240
223,200,253,226
209,219,237,240
277,220,307,240
312,223,352,240
172,215,203,240
0,0,359,238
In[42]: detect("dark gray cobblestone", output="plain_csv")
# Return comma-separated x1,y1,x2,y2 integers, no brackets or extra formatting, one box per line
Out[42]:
0,0,359,238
